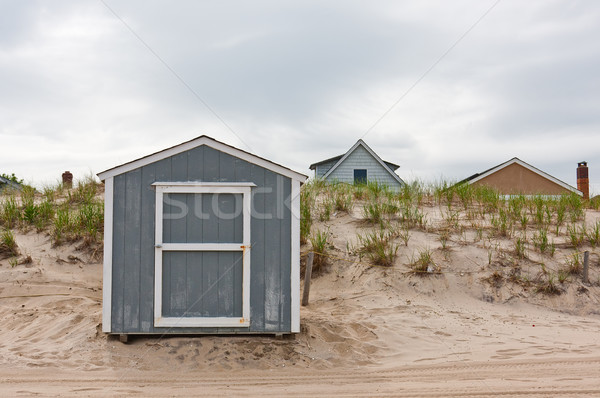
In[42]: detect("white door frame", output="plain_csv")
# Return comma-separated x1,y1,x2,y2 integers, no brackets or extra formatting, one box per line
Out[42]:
152,182,254,328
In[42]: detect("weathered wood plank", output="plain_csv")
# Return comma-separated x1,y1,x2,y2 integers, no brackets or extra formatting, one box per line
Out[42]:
123,168,142,331
263,170,281,332
139,163,156,332
111,174,126,332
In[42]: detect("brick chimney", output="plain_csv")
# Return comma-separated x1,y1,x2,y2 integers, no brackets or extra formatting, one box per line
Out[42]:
577,161,589,200
62,171,73,188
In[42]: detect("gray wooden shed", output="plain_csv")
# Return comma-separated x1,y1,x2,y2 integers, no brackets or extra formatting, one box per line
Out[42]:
97,136,308,336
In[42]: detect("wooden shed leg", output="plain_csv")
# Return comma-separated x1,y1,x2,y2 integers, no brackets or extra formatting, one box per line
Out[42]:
119,334,129,344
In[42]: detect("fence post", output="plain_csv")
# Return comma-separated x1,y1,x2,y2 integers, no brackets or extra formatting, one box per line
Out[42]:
302,252,314,306
583,251,590,284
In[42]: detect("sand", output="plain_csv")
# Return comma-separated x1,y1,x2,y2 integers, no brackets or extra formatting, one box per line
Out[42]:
1,204,600,396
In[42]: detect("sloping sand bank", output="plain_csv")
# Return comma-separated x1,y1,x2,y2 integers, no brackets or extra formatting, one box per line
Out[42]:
1,204,600,396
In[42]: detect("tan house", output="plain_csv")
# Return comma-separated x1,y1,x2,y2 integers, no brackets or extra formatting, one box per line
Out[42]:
461,157,582,196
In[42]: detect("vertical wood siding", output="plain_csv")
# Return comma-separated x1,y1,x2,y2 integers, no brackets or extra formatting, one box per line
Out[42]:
110,145,292,333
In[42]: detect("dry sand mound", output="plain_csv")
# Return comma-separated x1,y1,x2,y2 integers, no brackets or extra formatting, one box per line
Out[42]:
1,204,600,396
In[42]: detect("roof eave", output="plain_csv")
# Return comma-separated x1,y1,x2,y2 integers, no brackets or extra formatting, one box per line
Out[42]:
97,135,308,183
466,157,581,195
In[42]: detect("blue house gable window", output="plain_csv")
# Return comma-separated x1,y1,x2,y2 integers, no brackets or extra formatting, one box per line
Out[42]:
354,169,367,184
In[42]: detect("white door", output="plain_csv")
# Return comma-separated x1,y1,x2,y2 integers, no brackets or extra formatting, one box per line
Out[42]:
153,182,253,328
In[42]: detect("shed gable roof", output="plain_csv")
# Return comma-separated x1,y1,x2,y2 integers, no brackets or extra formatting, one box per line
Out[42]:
464,157,581,196
97,135,308,182
319,139,404,185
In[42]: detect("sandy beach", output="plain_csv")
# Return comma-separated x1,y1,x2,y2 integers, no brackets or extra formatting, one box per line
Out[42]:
1,201,600,396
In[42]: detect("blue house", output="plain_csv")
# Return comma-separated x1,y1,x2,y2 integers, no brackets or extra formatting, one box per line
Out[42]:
309,139,404,189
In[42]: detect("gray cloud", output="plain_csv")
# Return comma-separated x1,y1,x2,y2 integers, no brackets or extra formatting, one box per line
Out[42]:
0,1,598,194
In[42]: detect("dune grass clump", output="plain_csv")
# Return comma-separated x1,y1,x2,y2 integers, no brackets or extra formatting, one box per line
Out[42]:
587,221,600,247
532,228,549,254
490,208,512,238
0,175,104,248
300,189,313,245
453,182,475,210
474,185,501,214
309,228,330,272
536,274,561,295
363,200,390,225
75,201,104,243
0,228,19,260
364,181,390,199
567,224,586,248
514,235,527,259
67,176,100,205
356,229,398,267
0,195,19,228
410,248,436,275
318,196,334,221
485,270,504,288
564,252,582,275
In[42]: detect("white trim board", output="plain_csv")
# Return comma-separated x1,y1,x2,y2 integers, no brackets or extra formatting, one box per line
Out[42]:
468,157,582,196
321,139,404,185
153,183,252,328
151,182,256,188
290,179,301,333
97,135,308,183
101,177,114,333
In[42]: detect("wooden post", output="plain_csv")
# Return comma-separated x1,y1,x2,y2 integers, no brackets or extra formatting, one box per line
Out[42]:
583,251,590,284
302,252,314,306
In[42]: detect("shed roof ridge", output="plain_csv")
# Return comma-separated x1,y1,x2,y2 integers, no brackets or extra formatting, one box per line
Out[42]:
97,135,308,182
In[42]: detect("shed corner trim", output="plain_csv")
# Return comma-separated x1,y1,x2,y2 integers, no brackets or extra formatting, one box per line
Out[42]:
101,176,114,333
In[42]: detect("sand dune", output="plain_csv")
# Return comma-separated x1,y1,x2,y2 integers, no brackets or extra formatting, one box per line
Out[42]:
1,204,600,396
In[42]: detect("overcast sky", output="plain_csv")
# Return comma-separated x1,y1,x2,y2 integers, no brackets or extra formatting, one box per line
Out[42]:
1,1,599,193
